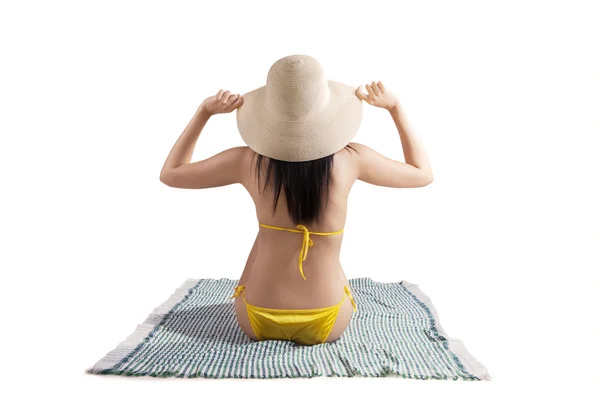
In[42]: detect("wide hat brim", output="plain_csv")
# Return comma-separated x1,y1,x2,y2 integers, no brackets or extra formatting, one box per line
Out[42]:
236,79,362,162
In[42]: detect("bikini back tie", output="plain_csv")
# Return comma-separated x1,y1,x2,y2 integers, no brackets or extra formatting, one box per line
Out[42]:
258,223,344,280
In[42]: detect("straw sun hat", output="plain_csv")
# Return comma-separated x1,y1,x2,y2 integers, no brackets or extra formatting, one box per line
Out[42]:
236,54,363,162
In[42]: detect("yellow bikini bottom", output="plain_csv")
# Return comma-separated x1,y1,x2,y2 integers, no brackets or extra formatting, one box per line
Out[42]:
230,285,358,346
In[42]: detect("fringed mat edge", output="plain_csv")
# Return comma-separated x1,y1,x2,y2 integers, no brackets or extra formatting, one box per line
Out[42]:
86,278,201,374
400,280,492,381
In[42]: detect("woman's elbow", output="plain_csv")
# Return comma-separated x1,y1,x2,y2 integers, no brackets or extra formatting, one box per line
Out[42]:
160,172,175,187
420,173,434,187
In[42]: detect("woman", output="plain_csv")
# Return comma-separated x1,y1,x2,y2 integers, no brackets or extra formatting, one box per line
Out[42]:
159,55,433,345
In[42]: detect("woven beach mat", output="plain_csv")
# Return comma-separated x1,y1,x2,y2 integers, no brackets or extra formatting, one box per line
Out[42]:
87,278,490,380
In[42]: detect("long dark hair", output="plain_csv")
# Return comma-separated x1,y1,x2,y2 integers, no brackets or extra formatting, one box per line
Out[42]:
252,144,359,225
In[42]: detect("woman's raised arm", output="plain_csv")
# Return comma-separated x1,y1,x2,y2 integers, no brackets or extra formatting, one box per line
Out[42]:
353,81,433,188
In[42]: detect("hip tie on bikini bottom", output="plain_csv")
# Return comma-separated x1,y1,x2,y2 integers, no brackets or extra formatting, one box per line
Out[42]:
344,286,358,311
229,285,246,299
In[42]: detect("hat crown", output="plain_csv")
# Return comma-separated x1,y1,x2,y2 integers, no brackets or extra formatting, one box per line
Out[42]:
236,54,362,162
265,55,330,120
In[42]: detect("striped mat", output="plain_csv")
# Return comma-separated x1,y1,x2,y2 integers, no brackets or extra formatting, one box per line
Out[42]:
87,277,490,380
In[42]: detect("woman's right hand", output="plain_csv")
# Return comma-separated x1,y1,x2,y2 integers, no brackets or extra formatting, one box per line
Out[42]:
355,81,399,111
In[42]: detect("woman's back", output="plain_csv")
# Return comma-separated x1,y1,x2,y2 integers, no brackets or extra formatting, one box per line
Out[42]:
240,145,358,309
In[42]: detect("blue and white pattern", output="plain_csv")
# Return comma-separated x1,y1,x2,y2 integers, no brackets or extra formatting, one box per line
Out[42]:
88,278,490,380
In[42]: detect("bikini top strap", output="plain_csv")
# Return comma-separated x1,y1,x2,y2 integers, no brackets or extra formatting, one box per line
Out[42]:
258,223,344,280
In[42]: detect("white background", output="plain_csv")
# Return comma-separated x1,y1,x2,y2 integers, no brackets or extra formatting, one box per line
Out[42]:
2,0,599,398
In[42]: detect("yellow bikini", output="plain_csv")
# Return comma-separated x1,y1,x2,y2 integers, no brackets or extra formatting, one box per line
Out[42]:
230,223,357,345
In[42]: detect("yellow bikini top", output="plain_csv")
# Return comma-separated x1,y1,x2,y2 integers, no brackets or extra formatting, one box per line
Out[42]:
259,222,344,281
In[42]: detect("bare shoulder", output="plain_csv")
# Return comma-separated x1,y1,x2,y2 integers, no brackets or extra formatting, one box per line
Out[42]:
344,141,377,156
335,141,371,175
239,145,259,182
333,142,363,179
342,141,372,160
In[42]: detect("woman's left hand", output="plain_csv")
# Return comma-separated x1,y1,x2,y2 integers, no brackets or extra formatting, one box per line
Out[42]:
199,89,243,116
